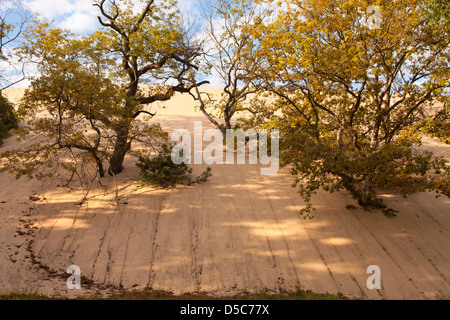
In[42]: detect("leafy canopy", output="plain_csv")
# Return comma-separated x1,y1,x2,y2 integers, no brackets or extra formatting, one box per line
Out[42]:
249,0,450,214
1,0,204,184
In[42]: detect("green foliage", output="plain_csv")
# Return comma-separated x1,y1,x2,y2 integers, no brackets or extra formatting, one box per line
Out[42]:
250,0,450,213
1,0,206,182
421,107,450,144
1,25,121,180
0,95,18,145
281,114,450,216
136,144,212,188
426,0,450,34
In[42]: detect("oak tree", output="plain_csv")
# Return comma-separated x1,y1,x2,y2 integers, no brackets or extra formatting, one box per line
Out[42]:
93,0,208,175
426,0,450,34
252,0,450,213
1,0,208,183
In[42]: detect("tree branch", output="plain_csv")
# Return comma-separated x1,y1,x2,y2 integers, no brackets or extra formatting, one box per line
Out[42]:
130,0,155,34
133,110,157,119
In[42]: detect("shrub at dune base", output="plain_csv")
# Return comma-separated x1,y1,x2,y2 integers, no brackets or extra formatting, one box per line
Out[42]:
137,144,212,188
0,95,18,145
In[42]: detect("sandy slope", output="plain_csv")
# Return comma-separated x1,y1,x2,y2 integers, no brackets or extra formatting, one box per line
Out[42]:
0,88,449,299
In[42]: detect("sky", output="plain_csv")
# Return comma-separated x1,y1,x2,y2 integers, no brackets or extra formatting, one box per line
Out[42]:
23,0,98,33
0,0,227,88
21,0,203,33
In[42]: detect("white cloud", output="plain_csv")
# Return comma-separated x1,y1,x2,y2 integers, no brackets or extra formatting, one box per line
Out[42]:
23,0,98,33
177,0,201,19
23,0,75,20
58,11,98,33
21,0,206,34
204,68,226,87
0,0,17,10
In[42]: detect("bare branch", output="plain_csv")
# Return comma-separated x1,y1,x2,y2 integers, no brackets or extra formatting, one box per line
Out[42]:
133,110,157,118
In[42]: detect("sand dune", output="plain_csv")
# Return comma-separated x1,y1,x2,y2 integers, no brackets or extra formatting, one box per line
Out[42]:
0,87,449,299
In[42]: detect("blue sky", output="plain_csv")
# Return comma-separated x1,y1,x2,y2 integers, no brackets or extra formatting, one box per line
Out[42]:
0,0,236,87
1,0,225,88
21,0,203,34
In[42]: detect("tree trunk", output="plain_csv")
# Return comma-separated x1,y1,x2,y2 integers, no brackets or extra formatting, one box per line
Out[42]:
92,152,105,178
225,112,232,130
341,175,374,207
108,82,137,176
108,127,129,176
363,176,371,206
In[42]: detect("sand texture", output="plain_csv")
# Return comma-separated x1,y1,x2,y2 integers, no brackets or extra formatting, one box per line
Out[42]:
0,87,449,299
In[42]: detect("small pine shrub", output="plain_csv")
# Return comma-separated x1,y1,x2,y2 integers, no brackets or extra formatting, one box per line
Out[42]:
136,144,212,188
0,95,18,145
